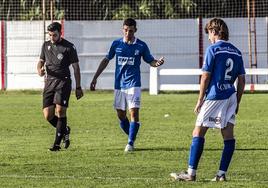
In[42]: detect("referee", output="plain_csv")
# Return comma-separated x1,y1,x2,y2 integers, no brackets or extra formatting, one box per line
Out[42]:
37,22,83,151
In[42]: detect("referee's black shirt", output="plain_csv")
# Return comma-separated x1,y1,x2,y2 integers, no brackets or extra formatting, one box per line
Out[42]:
40,38,79,80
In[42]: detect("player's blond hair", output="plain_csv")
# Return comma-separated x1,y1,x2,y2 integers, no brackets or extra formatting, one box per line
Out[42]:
205,18,229,41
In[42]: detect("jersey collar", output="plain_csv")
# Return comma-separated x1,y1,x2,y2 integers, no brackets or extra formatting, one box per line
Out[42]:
123,37,137,45
215,39,228,43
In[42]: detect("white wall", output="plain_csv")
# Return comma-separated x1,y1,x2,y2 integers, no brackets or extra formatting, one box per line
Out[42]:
3,18,268,90
5,21,48,89
65,19,200,89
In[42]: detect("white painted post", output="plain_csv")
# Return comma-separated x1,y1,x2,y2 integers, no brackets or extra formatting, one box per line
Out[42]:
149,67,158,95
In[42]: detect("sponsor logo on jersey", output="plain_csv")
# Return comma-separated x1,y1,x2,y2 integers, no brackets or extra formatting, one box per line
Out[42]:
57,53,64,60
118,56,134,65
217,83,233,90
216,46,240,54
135,50,140,56
209,117,221,124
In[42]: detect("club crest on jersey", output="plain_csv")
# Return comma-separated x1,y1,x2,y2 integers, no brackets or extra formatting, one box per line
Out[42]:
57,53,64,60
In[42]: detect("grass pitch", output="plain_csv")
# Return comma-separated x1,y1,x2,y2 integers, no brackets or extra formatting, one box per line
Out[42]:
0,91,267,187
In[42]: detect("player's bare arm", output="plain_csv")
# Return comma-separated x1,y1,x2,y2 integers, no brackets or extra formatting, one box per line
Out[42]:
194,72,211,114
90,58,110,91
235,74,245,114
150,57,164,67
37,59,45,77
72,62,83,100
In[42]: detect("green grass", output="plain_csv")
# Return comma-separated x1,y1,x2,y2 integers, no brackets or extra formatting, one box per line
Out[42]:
0,91,267,187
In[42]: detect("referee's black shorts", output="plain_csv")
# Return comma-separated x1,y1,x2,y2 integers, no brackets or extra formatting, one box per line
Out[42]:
43,78,72,109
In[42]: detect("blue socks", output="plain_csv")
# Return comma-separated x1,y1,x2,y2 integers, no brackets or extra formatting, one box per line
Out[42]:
187,137,235,174
120,118,130,135
219,139,235,172
128,122,140,146
119,119,140,146
188,137,205,170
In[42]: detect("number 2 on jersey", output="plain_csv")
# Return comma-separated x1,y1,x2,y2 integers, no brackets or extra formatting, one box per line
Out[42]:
225,58,233,81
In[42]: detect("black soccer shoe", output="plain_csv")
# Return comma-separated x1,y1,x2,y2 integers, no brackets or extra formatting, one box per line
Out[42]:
49,145,61,151
63,126,71,149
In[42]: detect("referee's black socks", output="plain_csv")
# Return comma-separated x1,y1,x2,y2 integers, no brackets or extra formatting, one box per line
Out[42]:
48,116,58,128
54,117,67,146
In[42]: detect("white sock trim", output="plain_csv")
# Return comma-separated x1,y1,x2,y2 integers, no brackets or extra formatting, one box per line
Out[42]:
187,168,196,176
217,170,226,177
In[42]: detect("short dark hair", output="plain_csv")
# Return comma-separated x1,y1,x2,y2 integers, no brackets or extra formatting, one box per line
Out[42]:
47,22,62,32
205,18,229,41
123,18,136,28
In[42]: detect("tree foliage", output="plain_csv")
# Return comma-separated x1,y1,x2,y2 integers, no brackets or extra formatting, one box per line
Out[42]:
0,0,267,21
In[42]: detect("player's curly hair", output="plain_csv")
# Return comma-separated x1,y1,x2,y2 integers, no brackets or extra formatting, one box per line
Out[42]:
47,22,62,33
205,18,229,41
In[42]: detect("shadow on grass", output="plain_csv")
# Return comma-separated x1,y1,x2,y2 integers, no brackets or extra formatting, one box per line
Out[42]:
206,148,268,151
74,147,268,152
104,147,192,152
104,147,184,152
135,147,268,152
135,147,187,152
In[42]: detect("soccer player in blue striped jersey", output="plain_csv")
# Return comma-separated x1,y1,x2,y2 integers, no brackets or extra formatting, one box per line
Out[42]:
170,18,245,181
90,18,164,152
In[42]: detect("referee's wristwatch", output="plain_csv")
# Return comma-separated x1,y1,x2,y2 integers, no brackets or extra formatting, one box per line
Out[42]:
76,86,82,90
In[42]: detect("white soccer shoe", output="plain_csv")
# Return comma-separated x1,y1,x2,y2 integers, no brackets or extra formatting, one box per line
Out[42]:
170,171,196,181
124,144,134,152
211,174,226,182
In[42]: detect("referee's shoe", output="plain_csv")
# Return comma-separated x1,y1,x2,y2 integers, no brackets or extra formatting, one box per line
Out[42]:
49,145,61,151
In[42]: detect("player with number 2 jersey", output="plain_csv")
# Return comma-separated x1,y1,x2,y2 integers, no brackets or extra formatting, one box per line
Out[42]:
203,41,245,100
170,18,245,182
